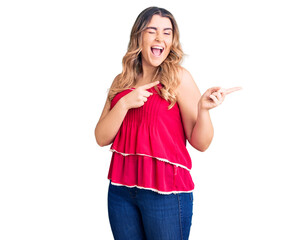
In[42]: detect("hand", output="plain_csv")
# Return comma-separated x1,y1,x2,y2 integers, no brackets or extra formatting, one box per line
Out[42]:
199,86,242,110
122,81,160,109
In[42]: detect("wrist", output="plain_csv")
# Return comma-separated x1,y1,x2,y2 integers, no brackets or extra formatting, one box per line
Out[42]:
119,97,130,111
198,103,209,113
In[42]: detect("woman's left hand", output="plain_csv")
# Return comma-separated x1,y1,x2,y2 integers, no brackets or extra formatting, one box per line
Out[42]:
198,86,242,110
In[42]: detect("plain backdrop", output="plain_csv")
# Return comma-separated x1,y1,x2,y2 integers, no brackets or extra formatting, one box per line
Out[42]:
1,0,294,239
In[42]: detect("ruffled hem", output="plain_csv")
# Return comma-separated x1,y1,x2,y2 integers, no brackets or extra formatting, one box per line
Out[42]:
110,126,192,171
107,153,194,194
109,181,194,195
109,148,191,172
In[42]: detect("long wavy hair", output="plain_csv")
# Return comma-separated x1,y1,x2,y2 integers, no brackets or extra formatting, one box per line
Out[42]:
107,6,184,110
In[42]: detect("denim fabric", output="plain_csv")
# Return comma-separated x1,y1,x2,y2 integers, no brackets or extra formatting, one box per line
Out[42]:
107,182,193,240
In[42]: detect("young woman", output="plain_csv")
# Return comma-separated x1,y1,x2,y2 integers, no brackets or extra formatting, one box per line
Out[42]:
95,6,241,240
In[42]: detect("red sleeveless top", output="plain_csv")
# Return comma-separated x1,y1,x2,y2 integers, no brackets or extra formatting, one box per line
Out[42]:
107,82,194,194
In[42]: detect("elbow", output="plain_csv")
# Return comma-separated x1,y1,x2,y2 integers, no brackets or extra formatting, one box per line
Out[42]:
193,135,214,152
95,136,108,147
193,140,212,152
196,145,209,152
95,134,107,147
94,127,105,147
96,139,105,147
95,135,103,147
94,129,112,147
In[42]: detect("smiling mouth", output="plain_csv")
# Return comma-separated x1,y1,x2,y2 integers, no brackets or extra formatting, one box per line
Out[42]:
151,46,164,57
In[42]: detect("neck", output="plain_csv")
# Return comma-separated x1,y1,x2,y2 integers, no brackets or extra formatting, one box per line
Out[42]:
138,63,158,84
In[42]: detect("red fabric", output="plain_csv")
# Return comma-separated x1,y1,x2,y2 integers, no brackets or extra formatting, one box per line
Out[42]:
107,82,194,193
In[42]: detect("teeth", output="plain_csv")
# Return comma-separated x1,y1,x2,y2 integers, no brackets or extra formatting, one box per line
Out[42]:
152,46,163,50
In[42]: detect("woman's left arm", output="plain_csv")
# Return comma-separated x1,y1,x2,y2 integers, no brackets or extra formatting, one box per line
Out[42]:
176,67,211,152
176,67,241,152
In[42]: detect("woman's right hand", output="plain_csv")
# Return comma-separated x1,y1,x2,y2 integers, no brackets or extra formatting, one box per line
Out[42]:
122,81,160,110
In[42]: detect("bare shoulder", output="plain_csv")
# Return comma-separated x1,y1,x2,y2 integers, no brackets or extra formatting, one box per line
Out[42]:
109,74,120,89
176,66,200,100
174,66,201,142
98,74,120,123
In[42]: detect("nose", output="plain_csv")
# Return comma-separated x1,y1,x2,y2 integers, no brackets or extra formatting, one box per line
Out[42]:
155,33,163,42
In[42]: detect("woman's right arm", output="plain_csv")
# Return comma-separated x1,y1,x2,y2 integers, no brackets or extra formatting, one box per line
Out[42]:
94,80,159,147
94,96,129,147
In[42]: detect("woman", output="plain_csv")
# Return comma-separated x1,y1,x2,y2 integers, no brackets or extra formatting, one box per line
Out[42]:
95,6,241,240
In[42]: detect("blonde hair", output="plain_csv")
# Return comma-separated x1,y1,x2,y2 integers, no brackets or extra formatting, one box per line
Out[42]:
107,6,184,110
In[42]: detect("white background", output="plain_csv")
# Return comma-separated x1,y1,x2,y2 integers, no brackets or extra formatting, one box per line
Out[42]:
1,0,293,239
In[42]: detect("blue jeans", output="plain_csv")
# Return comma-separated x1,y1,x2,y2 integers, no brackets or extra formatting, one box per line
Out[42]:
107,182,193,240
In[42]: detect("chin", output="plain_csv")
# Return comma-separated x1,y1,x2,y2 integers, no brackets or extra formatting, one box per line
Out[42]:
149,56,167,67
142,52,169,68
152,61,163,67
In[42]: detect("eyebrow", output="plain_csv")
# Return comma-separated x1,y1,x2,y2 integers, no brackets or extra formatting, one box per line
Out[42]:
146,27,173,31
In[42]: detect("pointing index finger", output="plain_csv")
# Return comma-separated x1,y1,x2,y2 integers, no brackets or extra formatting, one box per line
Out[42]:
142,81,160,90
222,87,242,95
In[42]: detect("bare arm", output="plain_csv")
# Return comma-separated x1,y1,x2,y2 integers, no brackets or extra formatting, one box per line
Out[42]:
94,97,129,147
176,67,212,152
176,67,242,152
191,104,214,152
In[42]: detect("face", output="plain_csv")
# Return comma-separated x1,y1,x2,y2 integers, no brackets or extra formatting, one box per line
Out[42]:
141,15,173,69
